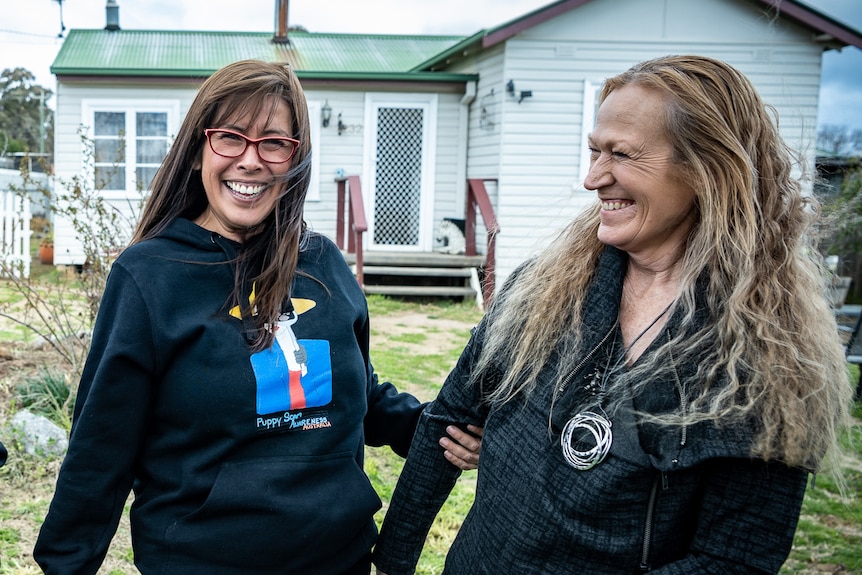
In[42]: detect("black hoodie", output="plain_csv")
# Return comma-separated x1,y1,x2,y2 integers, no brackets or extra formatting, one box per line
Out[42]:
34,217,422,574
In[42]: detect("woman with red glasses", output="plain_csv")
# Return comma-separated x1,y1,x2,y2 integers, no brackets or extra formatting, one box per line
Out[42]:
33,59,480,575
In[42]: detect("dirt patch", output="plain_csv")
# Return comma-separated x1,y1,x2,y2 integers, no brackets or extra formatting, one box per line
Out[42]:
370,310,475,355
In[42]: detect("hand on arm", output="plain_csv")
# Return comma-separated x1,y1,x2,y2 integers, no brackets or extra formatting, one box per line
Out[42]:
439,424,484,470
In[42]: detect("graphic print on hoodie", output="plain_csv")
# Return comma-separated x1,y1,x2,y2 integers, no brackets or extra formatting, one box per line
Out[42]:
242,297,334,427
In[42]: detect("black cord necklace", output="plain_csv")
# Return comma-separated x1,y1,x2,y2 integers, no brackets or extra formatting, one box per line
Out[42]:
560,301,673,470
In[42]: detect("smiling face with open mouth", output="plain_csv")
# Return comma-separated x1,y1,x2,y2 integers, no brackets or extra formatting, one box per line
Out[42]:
193,97,295,243
584,84,697,265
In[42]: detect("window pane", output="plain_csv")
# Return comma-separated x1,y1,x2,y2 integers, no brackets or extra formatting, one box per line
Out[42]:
137,112,167,137
95,139,124,163
94,112,125,136
136,167,159,191
136,139,167,163
95,166,125,190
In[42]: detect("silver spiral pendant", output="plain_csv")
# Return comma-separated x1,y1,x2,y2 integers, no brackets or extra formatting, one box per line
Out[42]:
560,411,613,470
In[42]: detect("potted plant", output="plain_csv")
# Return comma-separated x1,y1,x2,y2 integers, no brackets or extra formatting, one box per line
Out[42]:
38,231,54,265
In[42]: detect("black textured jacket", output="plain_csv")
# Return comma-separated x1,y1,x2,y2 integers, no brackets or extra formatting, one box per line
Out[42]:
374,246,809,574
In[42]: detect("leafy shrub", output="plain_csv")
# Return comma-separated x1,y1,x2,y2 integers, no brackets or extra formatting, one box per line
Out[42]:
14,368,74,429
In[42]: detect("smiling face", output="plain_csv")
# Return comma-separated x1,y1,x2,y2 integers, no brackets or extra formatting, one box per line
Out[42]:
193,97,295,243
584,84,697,265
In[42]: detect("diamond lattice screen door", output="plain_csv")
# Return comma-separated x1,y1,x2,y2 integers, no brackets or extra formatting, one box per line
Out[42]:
364,94,437,251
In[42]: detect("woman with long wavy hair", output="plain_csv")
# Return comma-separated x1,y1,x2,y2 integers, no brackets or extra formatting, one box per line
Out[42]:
374,55,852,574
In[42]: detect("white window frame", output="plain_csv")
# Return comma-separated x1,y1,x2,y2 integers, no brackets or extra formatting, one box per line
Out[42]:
81,99,180,200
577,80,601,192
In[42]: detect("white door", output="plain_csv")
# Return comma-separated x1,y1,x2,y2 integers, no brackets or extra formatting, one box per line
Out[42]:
363,93,437,251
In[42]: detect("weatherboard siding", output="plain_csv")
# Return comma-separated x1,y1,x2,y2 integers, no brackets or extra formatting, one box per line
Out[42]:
455,47,506,255
431,93,465,230
302,89,368,240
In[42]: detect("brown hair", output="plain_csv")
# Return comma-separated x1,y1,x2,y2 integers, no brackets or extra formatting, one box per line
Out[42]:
132,59,312,350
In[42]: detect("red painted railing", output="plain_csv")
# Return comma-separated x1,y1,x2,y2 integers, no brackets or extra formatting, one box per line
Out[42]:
335,175,368,286
466,178,499,306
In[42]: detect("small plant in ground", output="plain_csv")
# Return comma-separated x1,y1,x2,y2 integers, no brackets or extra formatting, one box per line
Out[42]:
14,368,74,430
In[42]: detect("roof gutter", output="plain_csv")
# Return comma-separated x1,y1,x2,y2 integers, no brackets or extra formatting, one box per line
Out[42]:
297,71,476,82
52,70,479,95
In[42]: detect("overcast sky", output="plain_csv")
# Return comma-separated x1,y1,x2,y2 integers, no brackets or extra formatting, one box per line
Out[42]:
1,0,860,131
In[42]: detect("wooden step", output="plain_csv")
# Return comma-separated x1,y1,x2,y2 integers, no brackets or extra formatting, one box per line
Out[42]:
344,250,485,302
361,265,474,278
344,251,485,268
363,285,478,297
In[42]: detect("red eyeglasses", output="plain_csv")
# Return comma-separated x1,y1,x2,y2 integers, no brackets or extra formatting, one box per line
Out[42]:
204,129,300,164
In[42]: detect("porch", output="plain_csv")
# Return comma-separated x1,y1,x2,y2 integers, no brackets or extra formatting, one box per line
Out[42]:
335,176,499,308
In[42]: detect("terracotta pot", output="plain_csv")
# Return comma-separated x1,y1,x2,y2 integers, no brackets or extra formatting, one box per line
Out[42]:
38,244,54,265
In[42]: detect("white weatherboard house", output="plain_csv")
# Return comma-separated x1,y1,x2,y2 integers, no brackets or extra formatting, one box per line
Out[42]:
50,0,862,304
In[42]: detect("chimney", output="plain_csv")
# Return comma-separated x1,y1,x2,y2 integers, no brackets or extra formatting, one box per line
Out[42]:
273,0,289,44
105,0,120,31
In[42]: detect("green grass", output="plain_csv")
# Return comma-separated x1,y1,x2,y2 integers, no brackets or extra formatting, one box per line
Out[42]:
779,401,862,574
366,293,418,315
389,332,428,344
366,293,483,321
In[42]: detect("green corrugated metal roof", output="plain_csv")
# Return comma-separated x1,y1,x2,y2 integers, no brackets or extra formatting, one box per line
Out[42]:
50,29,468,78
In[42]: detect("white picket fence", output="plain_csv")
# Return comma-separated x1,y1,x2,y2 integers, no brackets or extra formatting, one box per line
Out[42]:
0,189,32,278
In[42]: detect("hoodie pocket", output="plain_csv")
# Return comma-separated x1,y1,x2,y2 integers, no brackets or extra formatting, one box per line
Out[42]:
163,451,381,570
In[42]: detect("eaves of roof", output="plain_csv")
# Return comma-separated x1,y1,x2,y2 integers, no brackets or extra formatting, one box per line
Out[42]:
757,0,862,49
415,0,862,71
297,71,477,82
411,30,489,73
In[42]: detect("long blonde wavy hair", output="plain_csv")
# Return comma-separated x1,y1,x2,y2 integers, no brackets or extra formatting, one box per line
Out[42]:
474,55,852,470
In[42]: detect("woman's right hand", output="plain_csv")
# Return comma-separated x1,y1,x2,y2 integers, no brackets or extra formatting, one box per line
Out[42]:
440,424,484,470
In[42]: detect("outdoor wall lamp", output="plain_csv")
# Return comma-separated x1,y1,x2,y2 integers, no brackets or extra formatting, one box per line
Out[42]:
321,100,332,128
506,79,533,104
337,113,347,136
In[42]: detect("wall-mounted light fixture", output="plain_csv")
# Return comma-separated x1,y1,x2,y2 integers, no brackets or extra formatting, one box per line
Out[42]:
337,113,347,136
506,79,533,104
321,100,332,128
